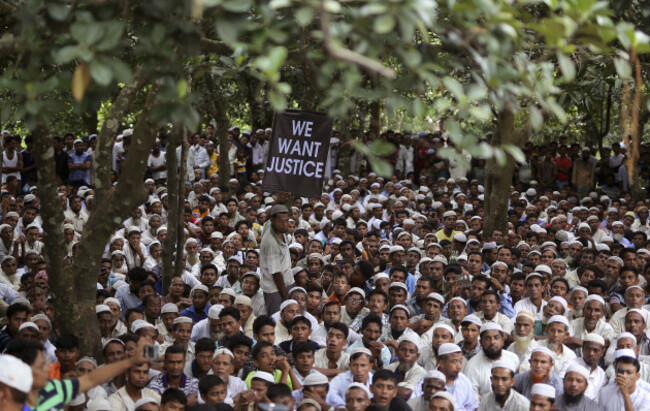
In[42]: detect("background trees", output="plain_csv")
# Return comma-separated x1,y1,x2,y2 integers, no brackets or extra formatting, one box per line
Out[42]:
0,0,648,353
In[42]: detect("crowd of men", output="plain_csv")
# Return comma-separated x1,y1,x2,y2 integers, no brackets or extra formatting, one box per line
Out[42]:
0,126,649,411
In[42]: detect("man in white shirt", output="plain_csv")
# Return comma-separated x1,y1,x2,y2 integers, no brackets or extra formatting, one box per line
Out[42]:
514,272,547,323
566,295,614,353
598,349,650,411
325,347,374,408
384,334,427,394
559,333,607,401
108,362,160,410
463,323,520,401
435,343,478,411
478,360,529,410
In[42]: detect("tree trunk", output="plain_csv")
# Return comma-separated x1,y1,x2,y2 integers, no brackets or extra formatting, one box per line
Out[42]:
162,125,180,293
370,100,381,136
175,132,188,277
483,109,523,239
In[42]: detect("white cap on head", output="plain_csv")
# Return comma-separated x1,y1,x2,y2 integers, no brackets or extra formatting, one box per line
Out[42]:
397,334,423,351
0,355,33,393
214,348,234,359
565,363,590,380
134,398,159,408
614,349,637,360
617,332,637,346
431,391,456,408
531,383,556,399
432,323,456,337
424,370,447,382
549,296,568,311
95,304,111,314
280,299,299,312
548,315,569,328
438,343,462,356
161,303,179,314
461,314,482,328
304,372,329,386
252,371,275,384
18,322,39,333
208,304,224,319
571,286,588,295
531,346,556,361
348,287,366,299
583,333,605,346
585,294,605,307
480,322,503,334
131,319,155,333
491,359,517,373
426,292,445,305
349,347,373,357
173,316,192,325
345,382,371,398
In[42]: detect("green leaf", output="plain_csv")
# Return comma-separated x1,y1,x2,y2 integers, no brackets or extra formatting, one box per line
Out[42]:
557,52,575,81
295,8,316,26
369,158,393,178
221,0,253,12
374,15,396,34
503,145,525,163
442,76,464,99
54,46,79,64
177,80,189,99
370,140,396,156
89,60,113,86
47,3,70,21
614,57,632,79
216,21,239,44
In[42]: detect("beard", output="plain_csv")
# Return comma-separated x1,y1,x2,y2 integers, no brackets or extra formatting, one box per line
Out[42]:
187,253,199,266
547,342,560,351
484,347,502,360
398,362,412,374
210,330,222,340
494,391,509,404
513,333,534,356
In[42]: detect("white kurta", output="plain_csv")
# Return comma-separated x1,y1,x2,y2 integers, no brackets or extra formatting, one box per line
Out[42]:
478,390,530,411
559,357,607,401
463,349,520,401
598,381,650,411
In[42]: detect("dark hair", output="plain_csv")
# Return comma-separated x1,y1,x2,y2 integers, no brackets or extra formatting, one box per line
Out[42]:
6,303,29,319
165,344,186,358
471,275,490,287
4,340,45,365
306,284,324,294
357,260,375,280
323,301,341,311
127,267,150,283
389,265,408,277
142,293,161,306
195,338,217,354
587,279,608,294
219,306,241,322
481,289,499,300
199,375,225,395
253,315,276,335
227,334,253,352
372,369,398,385
511,272,526,283
292,341,316,358
361,313,382,331
368,289,388,303
55,333,80,350
251,341,274,361
551,277,570,290
267,383,293,401
125,308,144,321
290,315,311,330
327,322,349,339
161,388,187,405
614,355,640,372
201,264,219,276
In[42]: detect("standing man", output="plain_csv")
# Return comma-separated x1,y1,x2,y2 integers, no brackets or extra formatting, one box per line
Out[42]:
260,204,293,315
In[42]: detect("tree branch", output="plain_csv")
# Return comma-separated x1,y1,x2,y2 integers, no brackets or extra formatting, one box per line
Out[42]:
200,38,233,55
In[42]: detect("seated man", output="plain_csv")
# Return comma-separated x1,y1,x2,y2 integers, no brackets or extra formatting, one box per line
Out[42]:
278,316,320,355
513,347,563,399
147,345,198,405
537,315,576,373
555,363,602,411
108,362,160,410
291,371,331,409
198,375,227,406
347,314,391,370
369,369,411,411
478,360,529,410
244,341,300,390
384,334,426,399
314,322,350,379
345,382,372,411
530,383,556,411
48,334,80,380
407,370,446,411
598,349,650,410
211,347,246,401
326,347,374,408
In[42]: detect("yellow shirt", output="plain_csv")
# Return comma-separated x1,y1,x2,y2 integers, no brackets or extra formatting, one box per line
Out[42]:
207,152,219,176
434,229,461,242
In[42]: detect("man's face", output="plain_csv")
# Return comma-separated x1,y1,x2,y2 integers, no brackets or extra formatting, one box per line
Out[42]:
582,341,604,367
346,388,371,411
397,341,419,366
625,312,646,338
583,300,604,329
192,290,208,310
253,346,277,373
103,342,126,364
349,354,372,383
326,327,347,353
526,278,542,299
529,352,553,377
128,363,150,390
563,371,588,398
294,351,315,375
212,353,233,379
204,384,227,405
221,315,240,337
370,378,397,407
8,310,28,335
480,330,504,358
389,309,408,332
490,367,514,397
255,325,276,344
173,323,192,346
56,347,79,368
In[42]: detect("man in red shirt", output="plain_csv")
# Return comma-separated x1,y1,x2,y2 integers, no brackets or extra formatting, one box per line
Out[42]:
554,145,572,189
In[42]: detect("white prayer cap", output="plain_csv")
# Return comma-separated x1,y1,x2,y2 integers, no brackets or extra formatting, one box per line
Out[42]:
531,383,556,399
389,245,405,253
531,346,556,361
431,392,456,408
372,272,389,281
349,347,373,357
348,287,366,299
534,265,552,276
173,316,192,325
565,363,590,380
549,296,568,311
442,210,456,218
449,296,467,306
304,372,329,386
213,348,234,359
220,288,236,298
583,333,605,346
18,322,39,333
161,303,179,314
491,359,517,373
480,322,503,334
424,370,447,382
397,334,422,351
614,349,637,360
584,294,605,307
432,323,456,337
131,319,155,333
234,295,252,307
0,355,33,393
548,315,569,328
617,332,637,345
345,382,371,397
607,256,624,266
86,398,112,411
625,308,646,321
252,371,275,384
390,304,410,316
280,299,299,311
525,272,544,283
208,304,224,319
426,292,445,306
189,284,209,298
461,314,482,328
389,282,408,292
438,343,461,356
95,304,111,314
515,311,535,321
571,286,588,295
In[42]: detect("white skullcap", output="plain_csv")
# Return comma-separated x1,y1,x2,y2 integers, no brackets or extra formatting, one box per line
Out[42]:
234,295,252,307
348,287,366,299
438,342,462,356
345,382,371,398
426,292,445,306
431,392,456,408
534,265,552,275
525,273,544,283
208,304,224,320
625,308,646,321
173,316,192,325
432,323,456,337
214,347,234,359
614,349,637,360
95,304,111,314
548,315,569,328
571,286,588,295
304,372,329,386
549,296,568,311
161,303,179,314
18,322,38,333
349,347,373,357
0,355,33,393
251,371,275,384
389,282,408,292
461,314,482,328
397,334,422,351
607,256,624,266
516,311,535,321
585,294,605,307
131,319,155,333
390,304,410,316
583,333,605,346
480,322,503,334
424,370,447,382
280,299,299,311
617,332,637,345
372,272,389,281
492,359,517,373
443,211,456,218
531,346,556,361
220,288,236,298
565,363,590,380
531,383,556,399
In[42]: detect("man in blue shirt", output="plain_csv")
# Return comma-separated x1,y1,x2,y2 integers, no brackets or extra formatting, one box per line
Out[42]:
180,284,210,323
67,139,91,187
